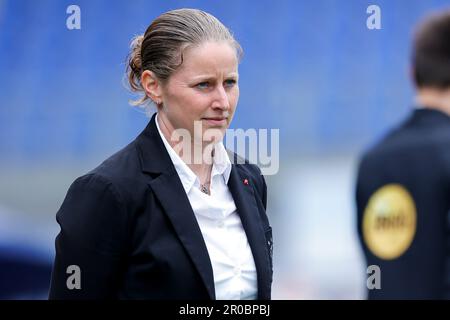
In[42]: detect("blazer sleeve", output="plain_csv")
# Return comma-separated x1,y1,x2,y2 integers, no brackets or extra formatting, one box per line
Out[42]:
48,174,128,299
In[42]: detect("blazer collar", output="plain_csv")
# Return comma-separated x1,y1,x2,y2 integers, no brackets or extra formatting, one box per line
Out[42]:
135,113,271,300
136,113,174,175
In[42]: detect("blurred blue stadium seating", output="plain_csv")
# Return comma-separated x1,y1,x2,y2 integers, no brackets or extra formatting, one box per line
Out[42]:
1,0,450,299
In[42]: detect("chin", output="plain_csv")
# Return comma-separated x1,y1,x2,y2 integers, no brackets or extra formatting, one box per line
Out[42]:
203,129,225,143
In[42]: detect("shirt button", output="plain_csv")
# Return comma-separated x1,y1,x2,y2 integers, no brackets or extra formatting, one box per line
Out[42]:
217,220,225,228
233,266,242,276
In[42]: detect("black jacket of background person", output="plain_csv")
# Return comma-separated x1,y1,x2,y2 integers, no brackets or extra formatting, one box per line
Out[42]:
356,108,450,299
48,113,273,300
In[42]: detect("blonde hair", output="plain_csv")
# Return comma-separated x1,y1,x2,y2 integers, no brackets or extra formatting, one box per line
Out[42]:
126,8,243,106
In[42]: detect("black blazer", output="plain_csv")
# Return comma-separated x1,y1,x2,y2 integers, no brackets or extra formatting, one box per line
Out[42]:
356,108,450,299
49,113,273,300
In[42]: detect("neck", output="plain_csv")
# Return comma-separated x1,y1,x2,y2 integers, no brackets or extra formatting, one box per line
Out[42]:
157,113,214,180
416,87,450,116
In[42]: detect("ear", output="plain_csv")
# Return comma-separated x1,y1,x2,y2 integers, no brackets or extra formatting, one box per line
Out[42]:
141,70,163,104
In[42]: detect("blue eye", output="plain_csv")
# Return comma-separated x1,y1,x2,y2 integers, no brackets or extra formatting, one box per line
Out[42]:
196,82,210,89
224,79,237,87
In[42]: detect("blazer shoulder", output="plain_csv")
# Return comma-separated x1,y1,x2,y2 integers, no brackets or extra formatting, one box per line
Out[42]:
227,150,266,204
238,162,263,181
69,172,122,201
68,140,145,208
226,149,263,178
89,140,140,177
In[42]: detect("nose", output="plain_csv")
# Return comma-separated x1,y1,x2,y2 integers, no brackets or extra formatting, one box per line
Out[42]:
211,85,230,111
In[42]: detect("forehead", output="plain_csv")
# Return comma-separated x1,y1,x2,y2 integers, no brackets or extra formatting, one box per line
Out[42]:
176,41,239,77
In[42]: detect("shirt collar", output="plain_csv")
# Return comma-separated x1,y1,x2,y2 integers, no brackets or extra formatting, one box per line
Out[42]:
212,139,232,184
155,113,232,193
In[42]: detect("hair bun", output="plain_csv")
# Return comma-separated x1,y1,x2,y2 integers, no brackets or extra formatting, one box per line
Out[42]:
127,34,145,98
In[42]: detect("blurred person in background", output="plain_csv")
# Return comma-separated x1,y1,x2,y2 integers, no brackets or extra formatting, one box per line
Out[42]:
48,8,272,300
356,10,450,299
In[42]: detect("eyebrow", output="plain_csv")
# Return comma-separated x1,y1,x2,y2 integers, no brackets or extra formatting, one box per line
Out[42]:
190,73,239,82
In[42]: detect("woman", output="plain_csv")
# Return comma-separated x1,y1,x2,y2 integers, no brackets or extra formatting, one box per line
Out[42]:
49,8,272,300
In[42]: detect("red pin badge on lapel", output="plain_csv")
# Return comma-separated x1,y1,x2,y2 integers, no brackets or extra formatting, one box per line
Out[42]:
243,178,249,185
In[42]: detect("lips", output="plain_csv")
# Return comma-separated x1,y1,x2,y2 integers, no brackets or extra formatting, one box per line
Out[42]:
202,117,227,126
203,117,227,121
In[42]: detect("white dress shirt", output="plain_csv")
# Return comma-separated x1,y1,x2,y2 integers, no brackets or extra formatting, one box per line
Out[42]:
155,114,258,300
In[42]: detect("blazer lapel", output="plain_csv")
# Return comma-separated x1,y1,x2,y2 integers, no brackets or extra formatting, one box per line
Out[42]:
149,172,216,299
228,166,272,299
136,114,215,299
